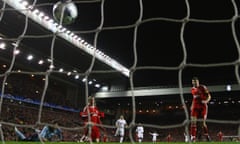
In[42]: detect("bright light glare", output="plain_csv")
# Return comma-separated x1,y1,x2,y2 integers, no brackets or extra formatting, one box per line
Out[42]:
75,75,79,79
13,49,20,55
101,86,108,91
59,68,64,72
67,72,72,76
95,84,100,88
0,43,6,49
226,85,231,91
27,55,33,60
38,60,44,65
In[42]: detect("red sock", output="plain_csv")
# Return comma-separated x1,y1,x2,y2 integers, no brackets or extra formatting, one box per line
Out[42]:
203,125,208,135
203,125,211,140
191,124,197,138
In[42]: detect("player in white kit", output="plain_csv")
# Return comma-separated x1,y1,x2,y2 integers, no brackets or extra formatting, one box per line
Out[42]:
149,131,159,143
115,115,127,143
135,123,144,143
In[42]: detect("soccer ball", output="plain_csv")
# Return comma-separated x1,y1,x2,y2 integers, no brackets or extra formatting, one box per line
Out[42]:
53,0,78,25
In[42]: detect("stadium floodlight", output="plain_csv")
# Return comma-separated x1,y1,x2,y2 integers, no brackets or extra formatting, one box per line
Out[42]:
4,0,130,77
27,54,33,60
13,49,20,55
59,68,64,72
74,75,79,79
38,59,44,65
94,84,100,88
226,84,231,91
67,71,71,76
0,42,6,49
88,81,93,85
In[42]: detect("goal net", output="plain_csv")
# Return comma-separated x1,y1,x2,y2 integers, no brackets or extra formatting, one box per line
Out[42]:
0,0,239,143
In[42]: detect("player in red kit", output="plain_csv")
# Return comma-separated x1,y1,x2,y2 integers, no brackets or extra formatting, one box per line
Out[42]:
217,131,223,142
166,133,172,142
79,96,104,142
190,77,211,142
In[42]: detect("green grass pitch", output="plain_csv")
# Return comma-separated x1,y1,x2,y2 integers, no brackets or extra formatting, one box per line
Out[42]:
2,142,239,144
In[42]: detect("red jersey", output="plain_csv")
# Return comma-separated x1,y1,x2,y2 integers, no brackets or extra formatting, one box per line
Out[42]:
191,85,208,108
217,131,223,141
167,134,172,142
80,105,104,124
80,105,104,140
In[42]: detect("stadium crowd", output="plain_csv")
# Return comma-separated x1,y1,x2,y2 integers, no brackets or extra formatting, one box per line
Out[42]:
0,73,239,142
0,98,238,142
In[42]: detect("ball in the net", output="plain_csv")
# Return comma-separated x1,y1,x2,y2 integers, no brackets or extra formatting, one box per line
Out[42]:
53,0,78,25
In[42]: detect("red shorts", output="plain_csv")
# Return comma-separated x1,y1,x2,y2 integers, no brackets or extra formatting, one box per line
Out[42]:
83,122,100,140
191,105,208,119
91,126,100,140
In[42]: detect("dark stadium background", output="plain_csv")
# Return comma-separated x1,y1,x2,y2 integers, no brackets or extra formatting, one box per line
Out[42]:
0,0,239,142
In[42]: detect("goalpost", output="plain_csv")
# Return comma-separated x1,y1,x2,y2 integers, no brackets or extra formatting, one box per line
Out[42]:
0,0,239,143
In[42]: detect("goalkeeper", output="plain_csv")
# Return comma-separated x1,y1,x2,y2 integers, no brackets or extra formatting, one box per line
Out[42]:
15,121,62,141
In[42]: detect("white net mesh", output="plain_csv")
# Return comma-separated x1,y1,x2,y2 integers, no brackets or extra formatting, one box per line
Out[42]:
0,0,239,143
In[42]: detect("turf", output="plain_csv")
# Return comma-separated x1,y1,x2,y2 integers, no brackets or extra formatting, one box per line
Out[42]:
2,142,239,144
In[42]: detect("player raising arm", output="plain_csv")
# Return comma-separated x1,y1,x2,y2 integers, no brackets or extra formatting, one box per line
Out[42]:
149,131,159,143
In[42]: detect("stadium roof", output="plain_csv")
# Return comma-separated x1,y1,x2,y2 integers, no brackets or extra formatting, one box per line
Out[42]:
1,0,240,91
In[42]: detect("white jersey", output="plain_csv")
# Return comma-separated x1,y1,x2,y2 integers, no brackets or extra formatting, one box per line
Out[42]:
149,132,159,142
136,126,144,138
115,118,127,137
116,119,127,128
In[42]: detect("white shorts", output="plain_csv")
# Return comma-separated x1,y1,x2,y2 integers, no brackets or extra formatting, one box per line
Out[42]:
137,133,143,139
115,128,125,137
